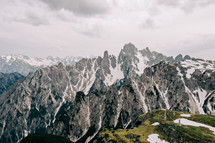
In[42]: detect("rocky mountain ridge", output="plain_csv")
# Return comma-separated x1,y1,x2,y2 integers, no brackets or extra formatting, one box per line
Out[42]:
0,55,82,75
0,72,24,95
0,43,214,143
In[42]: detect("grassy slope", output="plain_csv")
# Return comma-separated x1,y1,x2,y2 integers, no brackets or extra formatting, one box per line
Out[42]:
95,110,215,143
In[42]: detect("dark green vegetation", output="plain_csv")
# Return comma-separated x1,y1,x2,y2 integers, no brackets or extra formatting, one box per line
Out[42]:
20,133,73,143
92,110,215,143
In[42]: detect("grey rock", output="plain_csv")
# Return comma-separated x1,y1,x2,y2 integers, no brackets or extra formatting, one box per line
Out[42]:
184,55,191,60
175,54,183,62
0,72,24,95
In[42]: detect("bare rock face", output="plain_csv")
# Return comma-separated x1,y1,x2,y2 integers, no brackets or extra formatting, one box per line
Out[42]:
184,55,191,60
0,43,214,143
175,54,183,62
0,72,24,95
51,79,144,143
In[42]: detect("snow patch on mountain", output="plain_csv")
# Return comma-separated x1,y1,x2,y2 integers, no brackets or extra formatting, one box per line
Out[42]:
133,80,148,112
147,134,169,143
104,64,124,86
155,84,170,109
123,119,132,129
186,85,205,114
152,122,160,126
177,67,206,114
181,59,215,78
135,52,148,75
193,88,207,108
180,114,191,117
174,118,215,134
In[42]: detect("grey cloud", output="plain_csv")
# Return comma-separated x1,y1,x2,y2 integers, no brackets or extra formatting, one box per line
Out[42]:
158,0,180,7
40,0,111,16
80,25,103,38
0,1,50,26
14,12,49,26
158,0,215,13
140,18,156,29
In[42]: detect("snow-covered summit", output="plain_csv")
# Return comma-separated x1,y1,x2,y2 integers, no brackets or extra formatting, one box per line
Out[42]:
0,55,82,75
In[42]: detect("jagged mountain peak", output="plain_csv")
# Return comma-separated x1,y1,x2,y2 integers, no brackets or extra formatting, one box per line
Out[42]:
184,55,191,60
103,50,109,58
175,54,183,62
120,43,153,57
145,46,150,51
121,43,138,55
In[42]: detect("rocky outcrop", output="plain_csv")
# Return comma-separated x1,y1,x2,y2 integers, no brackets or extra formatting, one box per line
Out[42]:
0,43,214,143
0,72,24,95
175,54,183,62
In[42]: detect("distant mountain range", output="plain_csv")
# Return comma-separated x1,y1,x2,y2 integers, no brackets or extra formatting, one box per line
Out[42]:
0,43,214,143
0,55,82,75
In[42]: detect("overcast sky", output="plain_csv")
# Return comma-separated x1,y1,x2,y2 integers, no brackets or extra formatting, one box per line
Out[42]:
0,0,215,60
